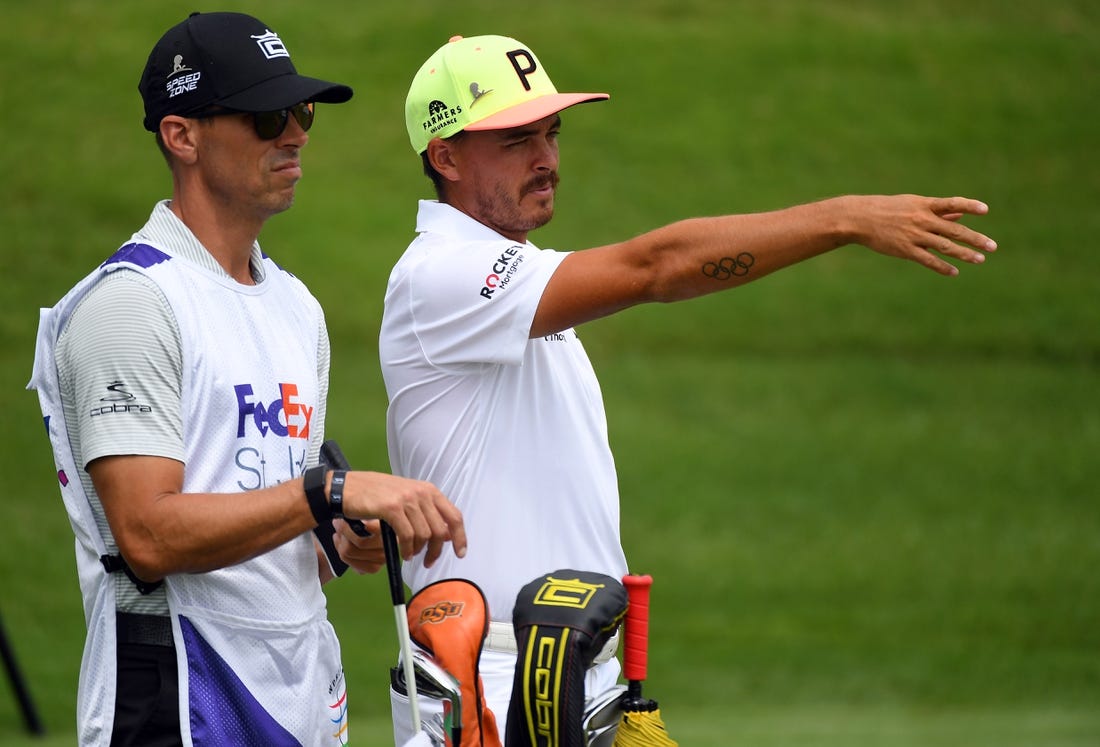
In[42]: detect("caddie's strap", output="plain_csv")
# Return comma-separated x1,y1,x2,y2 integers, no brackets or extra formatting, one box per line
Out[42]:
303,464,332,525
100,553,163,595
116,611,174,648
486,621,621,665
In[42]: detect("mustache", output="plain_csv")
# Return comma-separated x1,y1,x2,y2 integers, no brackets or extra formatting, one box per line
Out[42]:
523,172,559,193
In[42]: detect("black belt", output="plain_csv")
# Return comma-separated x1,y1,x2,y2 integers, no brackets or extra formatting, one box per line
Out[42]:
116,612,174,648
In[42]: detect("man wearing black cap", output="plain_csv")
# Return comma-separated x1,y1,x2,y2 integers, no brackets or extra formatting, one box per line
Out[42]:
29,12,465,746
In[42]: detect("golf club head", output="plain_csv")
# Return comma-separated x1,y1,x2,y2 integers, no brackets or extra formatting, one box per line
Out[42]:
421,717,447,746
584,684,625,746
393,649,462,746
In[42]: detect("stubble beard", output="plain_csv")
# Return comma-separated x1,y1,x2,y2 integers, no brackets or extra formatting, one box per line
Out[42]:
478,172,560,237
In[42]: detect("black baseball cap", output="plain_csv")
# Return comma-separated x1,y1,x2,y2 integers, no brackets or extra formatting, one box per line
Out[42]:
139,11,353,132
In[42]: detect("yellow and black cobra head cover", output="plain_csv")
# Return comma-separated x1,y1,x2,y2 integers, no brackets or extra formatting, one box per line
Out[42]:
506,570,628,747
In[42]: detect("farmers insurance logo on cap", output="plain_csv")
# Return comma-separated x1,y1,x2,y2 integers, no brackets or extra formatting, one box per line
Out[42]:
422,98,465,141
405,34,608,153
140,11,352,132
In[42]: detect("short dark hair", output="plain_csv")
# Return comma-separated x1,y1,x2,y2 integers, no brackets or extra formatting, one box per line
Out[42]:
420,151,446,200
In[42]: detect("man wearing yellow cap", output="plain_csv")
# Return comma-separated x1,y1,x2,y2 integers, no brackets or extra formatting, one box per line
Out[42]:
383,33,997,741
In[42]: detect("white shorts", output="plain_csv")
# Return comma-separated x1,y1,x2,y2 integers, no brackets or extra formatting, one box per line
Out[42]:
390,648,622,745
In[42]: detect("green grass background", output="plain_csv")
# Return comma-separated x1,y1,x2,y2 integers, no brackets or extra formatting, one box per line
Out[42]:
2,1,1097,744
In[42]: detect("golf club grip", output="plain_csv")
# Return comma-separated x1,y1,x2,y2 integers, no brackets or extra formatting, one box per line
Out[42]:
622,574,653,682
319,441,404,605
379,524,405,607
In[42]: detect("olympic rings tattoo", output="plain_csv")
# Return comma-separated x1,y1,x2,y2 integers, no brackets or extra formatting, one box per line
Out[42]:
702,252,755,280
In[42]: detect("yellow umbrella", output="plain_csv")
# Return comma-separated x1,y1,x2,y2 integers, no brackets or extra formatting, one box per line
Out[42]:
615,707,677,745
613,575,678,747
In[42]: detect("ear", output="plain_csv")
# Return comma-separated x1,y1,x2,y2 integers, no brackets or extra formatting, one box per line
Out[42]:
426,137,461,183
159,115,200,165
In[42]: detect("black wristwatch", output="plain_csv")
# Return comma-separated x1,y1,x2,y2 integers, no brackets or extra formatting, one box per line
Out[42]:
329,470,347,521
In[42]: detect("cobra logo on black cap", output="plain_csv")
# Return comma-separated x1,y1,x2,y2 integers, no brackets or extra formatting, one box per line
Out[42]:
251,30,290,60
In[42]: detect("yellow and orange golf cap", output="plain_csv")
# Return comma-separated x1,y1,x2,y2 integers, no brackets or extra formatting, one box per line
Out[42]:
405,34,609,153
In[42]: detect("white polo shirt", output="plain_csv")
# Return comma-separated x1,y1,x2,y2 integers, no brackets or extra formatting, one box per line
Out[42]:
380,200,629,621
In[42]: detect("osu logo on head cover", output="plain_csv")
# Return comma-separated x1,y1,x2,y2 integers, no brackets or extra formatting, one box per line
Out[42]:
418,600,466,625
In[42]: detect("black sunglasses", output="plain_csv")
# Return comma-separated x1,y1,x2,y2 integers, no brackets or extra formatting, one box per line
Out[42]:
191,102,315,140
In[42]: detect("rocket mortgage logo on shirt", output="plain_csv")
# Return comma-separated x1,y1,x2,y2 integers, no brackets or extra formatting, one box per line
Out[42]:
479,245,525,300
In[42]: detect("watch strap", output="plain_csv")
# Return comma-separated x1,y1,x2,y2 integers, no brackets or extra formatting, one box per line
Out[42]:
329,470,347,521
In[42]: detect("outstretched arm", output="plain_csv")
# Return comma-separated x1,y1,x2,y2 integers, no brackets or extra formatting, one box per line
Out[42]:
531,194,995,337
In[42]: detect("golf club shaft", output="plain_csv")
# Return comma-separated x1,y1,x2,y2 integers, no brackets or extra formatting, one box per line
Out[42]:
382,521,422,729
321,440,422,731
394,602,422,728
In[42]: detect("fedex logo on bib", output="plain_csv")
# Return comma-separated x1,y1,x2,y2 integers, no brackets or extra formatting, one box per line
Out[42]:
234,383,314,439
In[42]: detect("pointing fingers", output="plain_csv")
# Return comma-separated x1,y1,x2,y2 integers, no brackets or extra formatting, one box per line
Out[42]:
931,196,989,218
890,195,997,274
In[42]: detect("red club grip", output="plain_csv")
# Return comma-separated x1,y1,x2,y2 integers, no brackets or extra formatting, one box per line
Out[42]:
622,574,653,682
